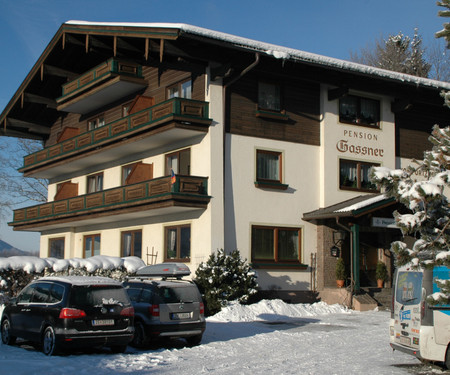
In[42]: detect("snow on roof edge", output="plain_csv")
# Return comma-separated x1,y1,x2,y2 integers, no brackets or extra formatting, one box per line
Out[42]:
334,194,389,213
65,20,450,91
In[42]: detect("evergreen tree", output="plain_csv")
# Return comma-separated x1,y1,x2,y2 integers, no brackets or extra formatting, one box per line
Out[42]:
370,123,450,305
436,0,450,47
193,249,258,315
351,29,431,78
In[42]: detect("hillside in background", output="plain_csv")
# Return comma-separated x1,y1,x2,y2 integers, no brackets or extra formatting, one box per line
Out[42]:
0,240,35,257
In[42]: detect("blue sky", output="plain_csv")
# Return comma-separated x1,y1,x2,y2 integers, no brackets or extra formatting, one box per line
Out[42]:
0,0,446,252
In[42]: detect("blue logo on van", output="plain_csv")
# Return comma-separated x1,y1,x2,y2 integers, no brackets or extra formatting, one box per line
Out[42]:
400,310,411,321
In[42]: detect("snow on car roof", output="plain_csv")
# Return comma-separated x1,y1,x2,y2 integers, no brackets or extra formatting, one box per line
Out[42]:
66,20,450,91
37,276,122,286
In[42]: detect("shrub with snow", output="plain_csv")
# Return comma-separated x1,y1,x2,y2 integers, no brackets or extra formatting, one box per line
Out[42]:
193,249,258,316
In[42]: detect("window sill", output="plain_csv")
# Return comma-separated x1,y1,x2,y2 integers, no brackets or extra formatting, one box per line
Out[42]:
251,262,308,270
255,181,289,190
339,119,380,129
255,110,289,121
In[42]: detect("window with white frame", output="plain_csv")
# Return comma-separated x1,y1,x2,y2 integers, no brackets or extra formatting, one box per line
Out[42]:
256,149,282,183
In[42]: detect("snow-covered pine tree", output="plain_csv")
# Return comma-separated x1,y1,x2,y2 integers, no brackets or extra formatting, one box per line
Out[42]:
193,249,258,315
370,124,450,305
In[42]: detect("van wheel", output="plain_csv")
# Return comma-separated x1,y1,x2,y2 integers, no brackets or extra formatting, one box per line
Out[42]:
131,322,147,348
110,345,127,354
1,318,16,345
42,326,59,356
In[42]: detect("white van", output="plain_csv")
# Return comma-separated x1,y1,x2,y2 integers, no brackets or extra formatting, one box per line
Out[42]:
390,264,450,368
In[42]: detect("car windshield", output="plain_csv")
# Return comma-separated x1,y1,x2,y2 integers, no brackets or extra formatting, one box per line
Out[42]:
69,285,129,307
157,285,198,303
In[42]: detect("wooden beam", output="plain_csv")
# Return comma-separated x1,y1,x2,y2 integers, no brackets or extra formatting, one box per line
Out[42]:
44,65,78,80
23,93,57,109
113,36,117,57
40,64,44,81
328,87,348,101
85,34,89,53
145,38,149,60
160,39,164,63
21,92,24,108
62,32,66,49
7,118,51,134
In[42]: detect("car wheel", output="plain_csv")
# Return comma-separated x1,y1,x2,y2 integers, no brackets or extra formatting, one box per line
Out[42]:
131,322,147,348
42,326,59,356
445,345,450,370
186,334,202,347
110,344,127,354
1,318,16,345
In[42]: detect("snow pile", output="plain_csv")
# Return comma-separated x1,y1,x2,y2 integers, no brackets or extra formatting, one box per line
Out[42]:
209,299,351,322
0,255,145,274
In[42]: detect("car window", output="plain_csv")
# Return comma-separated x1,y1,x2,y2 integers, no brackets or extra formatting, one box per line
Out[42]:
31,283,52,303
140,288,155,303
126,287,142,302
17,284,36,304
69,285,129,307
49,284,65,303
157,286,199,303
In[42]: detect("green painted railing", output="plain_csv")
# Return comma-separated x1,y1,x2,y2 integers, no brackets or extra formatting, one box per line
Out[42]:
12,175,209,225
21,97,210,171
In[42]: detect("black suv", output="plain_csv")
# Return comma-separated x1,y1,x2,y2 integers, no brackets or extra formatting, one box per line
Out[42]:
1,276,134,355
123,263,206,347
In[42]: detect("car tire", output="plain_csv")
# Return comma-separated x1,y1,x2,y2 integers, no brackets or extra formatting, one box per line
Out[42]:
445,345,450,370
42,325,59,356
110,344,127,354
1,318,16,345
186,334,202,347
131,322,147,348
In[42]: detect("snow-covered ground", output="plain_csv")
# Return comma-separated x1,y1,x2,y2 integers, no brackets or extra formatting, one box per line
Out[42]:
0,300,447,375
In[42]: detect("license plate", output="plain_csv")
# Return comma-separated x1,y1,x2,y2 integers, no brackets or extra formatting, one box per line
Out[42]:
92,319,114,326
399,336,411,346
171,312,191,320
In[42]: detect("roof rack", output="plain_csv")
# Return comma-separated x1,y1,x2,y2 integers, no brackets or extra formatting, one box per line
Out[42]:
134,262,191,280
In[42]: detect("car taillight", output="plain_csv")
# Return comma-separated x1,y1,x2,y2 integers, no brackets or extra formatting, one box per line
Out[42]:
59,308,87,319
200,302,204,315
149,304,160,317
120,307,135,317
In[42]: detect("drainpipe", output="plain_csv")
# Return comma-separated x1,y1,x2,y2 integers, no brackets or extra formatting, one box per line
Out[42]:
221,53,260,250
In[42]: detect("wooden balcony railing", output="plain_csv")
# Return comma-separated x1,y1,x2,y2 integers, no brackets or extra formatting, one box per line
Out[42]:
57,58,143,101
11,175,209,227
21,98,211,172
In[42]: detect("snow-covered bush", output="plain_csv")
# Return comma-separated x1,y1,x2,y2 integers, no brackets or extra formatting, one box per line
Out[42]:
193,249,258,316
0,255,145,300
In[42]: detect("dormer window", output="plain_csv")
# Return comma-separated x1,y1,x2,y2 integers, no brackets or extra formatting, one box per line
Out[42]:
87,115,105,130
258,82,281,112
168,80,192,99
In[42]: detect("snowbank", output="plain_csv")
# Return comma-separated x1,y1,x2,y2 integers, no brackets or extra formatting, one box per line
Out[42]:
0,255,145,274
209,299,351,322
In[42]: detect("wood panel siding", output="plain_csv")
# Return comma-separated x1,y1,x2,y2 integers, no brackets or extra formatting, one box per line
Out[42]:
395,103,450,159
227,73,320,145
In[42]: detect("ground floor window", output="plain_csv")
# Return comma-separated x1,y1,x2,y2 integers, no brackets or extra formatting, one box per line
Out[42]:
121,230,142,258
165,224,190,261
49,237,65,259
251,225,302,264
84,234,100,258
339,159,379,191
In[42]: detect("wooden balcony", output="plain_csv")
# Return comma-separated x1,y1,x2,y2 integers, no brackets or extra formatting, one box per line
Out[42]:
20,98,211,178
56,59,147,114
10,175,209,231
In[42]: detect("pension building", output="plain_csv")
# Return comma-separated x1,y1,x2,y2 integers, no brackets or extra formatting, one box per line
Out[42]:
1,22,449,307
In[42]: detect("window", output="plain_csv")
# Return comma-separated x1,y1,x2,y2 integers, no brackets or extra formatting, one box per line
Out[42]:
122,102,132,117
339,159,379,191
258,82,281,112
49,238,65,259
165,225,191,261
251,226,302,264
339,95,380,127
256,150,282,183
84,234,100,258
168,79,192,99
165,149,190,175
87,172,103,193
87,115,105,131
122,162,139,185
121,230,142,258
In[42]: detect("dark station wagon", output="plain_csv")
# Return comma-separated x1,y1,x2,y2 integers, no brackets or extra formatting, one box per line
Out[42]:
1,276,134,355
123,263,206,347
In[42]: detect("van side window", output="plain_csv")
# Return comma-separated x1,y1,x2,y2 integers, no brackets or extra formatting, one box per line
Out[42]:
49,284,64,303
140,288,154,303
17,285,35,304
31,283,52,303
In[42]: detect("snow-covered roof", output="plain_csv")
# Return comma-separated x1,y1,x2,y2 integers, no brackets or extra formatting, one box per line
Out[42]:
303,194,396,221
66,20,450,91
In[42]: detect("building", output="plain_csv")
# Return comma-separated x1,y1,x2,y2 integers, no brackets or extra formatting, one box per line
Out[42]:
2,22,449,304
